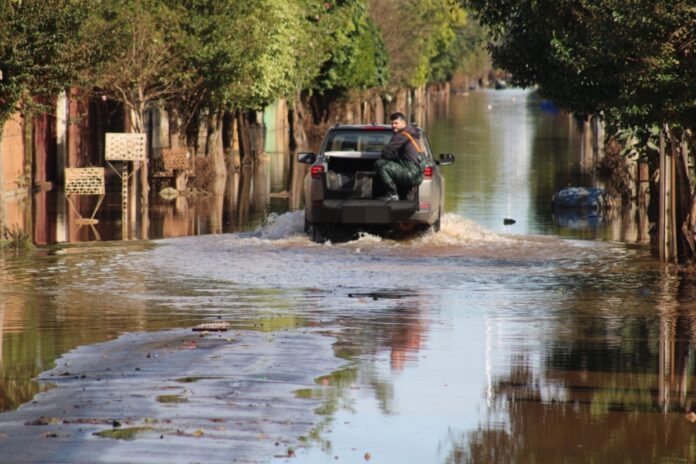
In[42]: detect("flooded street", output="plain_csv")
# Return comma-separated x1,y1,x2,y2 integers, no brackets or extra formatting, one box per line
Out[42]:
3,90,695,463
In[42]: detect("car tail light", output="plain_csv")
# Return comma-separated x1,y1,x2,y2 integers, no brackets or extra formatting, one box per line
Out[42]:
311,165,324,178
419,202,430,210
423,165,433,178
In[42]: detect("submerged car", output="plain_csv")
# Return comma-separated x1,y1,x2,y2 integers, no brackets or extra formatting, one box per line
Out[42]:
297,124,455,242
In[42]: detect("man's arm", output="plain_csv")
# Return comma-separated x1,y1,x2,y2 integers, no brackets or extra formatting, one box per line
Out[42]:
381,133,407,160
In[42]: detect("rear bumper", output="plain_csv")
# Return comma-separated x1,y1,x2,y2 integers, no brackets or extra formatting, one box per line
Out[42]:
310,199,424,224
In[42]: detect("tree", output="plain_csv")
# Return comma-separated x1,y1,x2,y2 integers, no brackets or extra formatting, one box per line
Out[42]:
179,0,317,112
0,0,86,125
312,0,389,93
81,0,193,134
174,0,321,181
368,0,468,88
465,0,696,128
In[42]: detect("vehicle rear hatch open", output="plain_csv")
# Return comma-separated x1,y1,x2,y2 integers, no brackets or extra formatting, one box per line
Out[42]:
324,152,378,199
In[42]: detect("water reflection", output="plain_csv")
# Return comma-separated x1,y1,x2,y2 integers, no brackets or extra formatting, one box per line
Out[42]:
1,90,683,462
6,88,646,247
24,149,306,245
443,272,696,463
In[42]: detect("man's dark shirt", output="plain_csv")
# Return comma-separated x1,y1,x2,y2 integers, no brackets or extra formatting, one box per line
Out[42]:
381,125,422,164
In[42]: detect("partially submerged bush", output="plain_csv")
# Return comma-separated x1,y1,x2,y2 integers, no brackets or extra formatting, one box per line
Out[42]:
189,157,215,193
598,137,633,199
1,225,35,252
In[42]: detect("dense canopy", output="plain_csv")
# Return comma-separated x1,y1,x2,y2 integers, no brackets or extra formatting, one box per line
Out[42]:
0,0,485,125
466,0,696,128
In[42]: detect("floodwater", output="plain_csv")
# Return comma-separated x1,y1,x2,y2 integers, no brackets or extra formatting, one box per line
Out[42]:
2,89,695,463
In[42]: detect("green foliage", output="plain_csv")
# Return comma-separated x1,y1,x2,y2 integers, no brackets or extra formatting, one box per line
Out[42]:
170,0,322,117
0,0,485,125
415,0,469,84
0,0,87,124
613,125,660,160
466,0,696,128
368,0,470,88
443,13,488,78
81,0,193,131
312,1,389,93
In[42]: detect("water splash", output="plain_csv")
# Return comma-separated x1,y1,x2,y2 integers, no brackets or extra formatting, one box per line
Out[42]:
255,211,305,240
414,213,513,246
246,211,512,249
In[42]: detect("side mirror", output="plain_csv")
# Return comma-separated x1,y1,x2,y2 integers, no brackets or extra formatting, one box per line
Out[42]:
438,153,455,166
297,152,316,164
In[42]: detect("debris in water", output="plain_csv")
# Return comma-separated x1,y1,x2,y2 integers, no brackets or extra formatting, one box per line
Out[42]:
94,426,153,440
156,394,188,404
25,416,59,426
193,322,230,332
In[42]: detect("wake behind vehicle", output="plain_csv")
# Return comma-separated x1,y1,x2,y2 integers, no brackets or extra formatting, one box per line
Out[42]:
297,124,455,242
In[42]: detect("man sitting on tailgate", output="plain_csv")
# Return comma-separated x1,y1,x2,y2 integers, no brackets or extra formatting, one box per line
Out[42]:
374,112,425,201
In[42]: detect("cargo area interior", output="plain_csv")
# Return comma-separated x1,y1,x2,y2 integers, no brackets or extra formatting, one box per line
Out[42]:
323,130,417,201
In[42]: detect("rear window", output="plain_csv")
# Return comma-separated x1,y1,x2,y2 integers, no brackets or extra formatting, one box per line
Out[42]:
323,130,393,153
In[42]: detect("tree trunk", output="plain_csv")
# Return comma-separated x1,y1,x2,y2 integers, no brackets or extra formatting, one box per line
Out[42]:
236,111,253,168
668,127,693,263
581,118,593,175
658,126,678,263
0,129,5,230
288,91,309,153
236,165,252,225
637,158,650,244
671,129,696,263
590,115,604,188
56,91,68,184
206,109,227,193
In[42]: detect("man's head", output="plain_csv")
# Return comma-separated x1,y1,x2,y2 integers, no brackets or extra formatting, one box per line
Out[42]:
389,112,407,132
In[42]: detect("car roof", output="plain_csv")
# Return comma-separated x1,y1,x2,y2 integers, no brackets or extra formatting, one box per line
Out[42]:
328,124,424,132
329,124,390,131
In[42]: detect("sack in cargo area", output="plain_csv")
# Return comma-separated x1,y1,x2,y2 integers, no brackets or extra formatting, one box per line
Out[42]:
325,170,374,199
354,171,373,198
326,171,354,190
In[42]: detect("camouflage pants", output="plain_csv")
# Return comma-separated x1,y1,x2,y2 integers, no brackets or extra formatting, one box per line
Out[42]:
374,157,424,197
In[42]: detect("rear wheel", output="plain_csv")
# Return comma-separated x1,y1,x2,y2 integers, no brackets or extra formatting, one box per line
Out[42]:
306,222,329,243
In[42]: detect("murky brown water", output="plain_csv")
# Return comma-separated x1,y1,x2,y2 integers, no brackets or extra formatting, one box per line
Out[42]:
3,90,695,463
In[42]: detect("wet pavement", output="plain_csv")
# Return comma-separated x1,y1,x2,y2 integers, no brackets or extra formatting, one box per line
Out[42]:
3,90,695,463
0,329,341,463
